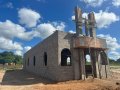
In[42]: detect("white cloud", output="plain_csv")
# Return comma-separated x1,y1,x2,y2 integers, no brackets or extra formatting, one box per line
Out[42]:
69,30,76,34
112,0,120,7
13,21,65,55
71,13,87,21
52,22,65,31
0,20,34,41
24,46,31,52
109,51,120,60
82,0,105,7
94,10,119,28
0,8,66,56
0,8,65,41
0,20,34,56
0,20,66,40
97,34,120,60
15,46,32,56
18,8,41,28
71,16,75,21
35,22,65,39
14,50,23,56
6,2,13,8
72,10,119,29
97,34,120,51
35,23,56,39
82,13,88,19
0,37,23,51
84,11,119,28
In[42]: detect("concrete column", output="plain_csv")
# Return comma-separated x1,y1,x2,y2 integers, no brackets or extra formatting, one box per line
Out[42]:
85,18,89,36
79,49,86,80
72,49,80,80
98,50,111,79
88,12,96,38
75,6,83,36
90,49,100,78
95,51,101,78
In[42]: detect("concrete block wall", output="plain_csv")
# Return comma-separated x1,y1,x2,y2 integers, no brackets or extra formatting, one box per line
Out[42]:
23,31,74,81
23,30,110,81
23,31,58,81
57,31,75,81
57,31,74,65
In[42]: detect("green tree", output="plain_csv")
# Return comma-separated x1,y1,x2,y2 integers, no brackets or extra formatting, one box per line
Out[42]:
117,58,120,63
14,55,23,64
0,51,23,65
1,51,14,60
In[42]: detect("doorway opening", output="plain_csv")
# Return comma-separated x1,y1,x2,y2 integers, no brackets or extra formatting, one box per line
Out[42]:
84,49,92,78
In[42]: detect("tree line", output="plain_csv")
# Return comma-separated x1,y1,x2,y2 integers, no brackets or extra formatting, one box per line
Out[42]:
109,58,120,65
0,51,22,65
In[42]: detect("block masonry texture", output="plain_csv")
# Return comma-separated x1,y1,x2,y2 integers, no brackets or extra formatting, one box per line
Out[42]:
23,30,110,81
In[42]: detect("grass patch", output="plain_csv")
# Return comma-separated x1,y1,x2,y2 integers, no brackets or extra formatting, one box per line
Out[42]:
0,64,22,71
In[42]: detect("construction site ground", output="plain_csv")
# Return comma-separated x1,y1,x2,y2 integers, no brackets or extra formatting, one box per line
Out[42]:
0,66,120,90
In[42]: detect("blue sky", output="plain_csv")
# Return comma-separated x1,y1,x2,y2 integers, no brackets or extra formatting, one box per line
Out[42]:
0,0,120,60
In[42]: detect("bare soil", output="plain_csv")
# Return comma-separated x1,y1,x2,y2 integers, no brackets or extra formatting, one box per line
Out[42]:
0,67,120,90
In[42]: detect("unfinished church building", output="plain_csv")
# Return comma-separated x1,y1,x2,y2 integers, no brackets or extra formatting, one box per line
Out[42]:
23,6,110,81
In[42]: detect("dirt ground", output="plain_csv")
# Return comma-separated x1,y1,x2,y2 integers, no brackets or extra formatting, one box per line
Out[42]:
0,67,120,90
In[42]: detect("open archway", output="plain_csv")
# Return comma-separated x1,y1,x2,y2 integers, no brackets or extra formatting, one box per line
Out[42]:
61,48,71,66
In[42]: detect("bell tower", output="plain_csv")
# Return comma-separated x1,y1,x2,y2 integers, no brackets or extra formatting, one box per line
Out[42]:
75,6,83,36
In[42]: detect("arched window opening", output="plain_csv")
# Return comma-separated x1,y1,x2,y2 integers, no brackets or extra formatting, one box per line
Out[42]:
33,56,36,66
44,52,47,66
27,58,29,66
100,51,108,65
61,48,71,66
